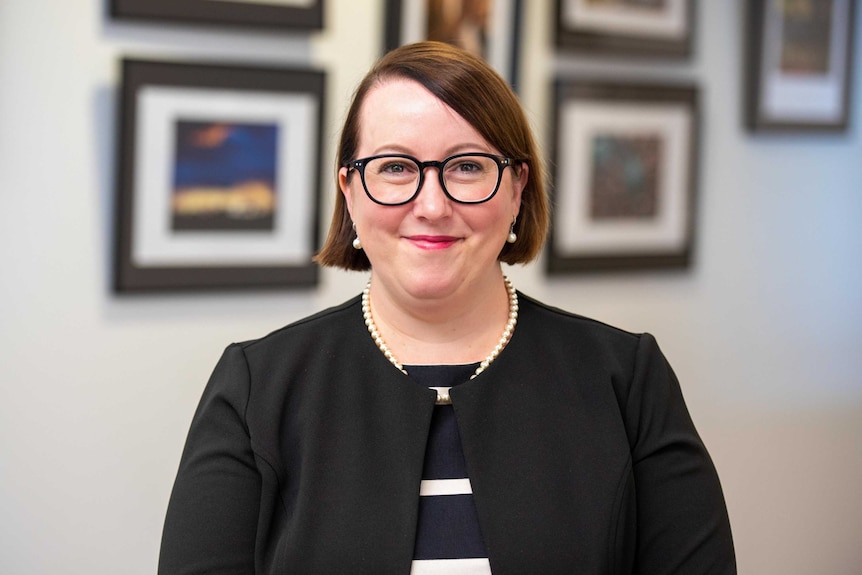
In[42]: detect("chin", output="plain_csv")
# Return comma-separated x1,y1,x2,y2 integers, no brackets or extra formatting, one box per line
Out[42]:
400,270,463,299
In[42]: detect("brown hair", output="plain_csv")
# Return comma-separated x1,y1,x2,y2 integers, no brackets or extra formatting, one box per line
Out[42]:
314,41,549,270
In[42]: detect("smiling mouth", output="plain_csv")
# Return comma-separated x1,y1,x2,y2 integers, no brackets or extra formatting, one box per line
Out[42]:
405,235,460,250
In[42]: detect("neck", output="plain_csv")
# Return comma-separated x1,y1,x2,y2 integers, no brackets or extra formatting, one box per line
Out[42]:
366,271,512,365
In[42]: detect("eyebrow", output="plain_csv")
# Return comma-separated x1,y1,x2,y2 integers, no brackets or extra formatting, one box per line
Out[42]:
366,143,497,158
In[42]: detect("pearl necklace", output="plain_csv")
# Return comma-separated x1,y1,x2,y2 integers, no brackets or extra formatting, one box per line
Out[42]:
361,276,519,405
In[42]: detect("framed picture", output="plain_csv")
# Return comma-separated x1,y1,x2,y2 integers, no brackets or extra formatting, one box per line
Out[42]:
555,0,694,58
547,80,699,274
384,0,523,90
114,59,325,292
745,0,855,132
109,0,324,31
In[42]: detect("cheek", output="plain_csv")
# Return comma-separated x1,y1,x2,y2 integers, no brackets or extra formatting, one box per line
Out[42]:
354,201,408,236
489,185,521,228
465,205,512,238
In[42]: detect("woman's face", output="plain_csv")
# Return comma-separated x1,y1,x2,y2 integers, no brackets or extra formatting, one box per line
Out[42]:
339,78,527,302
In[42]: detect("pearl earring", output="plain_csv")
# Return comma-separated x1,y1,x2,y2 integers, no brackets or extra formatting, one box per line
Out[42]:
507,217,518,244
352,223,362,250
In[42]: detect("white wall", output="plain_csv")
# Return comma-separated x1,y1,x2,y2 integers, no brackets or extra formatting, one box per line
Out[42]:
1,1,860,573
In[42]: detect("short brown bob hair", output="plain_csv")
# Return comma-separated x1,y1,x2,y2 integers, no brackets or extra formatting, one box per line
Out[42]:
315,41,549,271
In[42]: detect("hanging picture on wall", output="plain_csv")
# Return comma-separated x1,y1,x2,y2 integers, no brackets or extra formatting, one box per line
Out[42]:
110,0,324,31
384,0,523,90
547,80,699,274
114,59,325,292
555,0,694,58
745,0,855,132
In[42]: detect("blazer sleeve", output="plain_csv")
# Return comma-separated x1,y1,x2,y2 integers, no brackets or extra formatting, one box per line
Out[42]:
158,344,261,575
624,334,736,574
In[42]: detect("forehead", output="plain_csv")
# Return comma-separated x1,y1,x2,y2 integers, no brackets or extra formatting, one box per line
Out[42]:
356,78,490,153
361,78,446,117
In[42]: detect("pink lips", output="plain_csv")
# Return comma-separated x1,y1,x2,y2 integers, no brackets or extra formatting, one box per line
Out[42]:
405,235,459,250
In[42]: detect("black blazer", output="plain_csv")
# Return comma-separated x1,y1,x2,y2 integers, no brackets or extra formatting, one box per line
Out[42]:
158,294,735,574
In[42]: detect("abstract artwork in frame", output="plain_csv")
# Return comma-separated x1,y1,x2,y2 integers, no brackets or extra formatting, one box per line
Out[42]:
745,0,855,132
555,0,694,59
547,80,700,274
114,59,325,292
110,0,324,31
384,0,523,90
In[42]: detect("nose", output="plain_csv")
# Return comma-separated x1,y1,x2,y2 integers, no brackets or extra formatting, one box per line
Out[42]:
411,165,452,219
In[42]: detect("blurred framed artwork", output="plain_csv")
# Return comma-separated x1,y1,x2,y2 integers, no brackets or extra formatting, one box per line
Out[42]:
384,0,524,90
745,0,855,132
109,0,324,31
547,80,699,274
113,59,325,292
555,0,694,58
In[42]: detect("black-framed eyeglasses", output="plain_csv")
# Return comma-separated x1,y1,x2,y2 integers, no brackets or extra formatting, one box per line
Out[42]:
344,152,517,206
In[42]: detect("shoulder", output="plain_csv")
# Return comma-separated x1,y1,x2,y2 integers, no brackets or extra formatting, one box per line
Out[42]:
205,295,367,423
513,292,670,389
517,292,642,349
211,296,367,384
235,295,363,353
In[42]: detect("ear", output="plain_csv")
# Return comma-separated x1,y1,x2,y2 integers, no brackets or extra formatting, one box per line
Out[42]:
339,166,355,220
511,162,528,217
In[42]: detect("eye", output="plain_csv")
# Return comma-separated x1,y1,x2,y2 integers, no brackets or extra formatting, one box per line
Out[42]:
377,159,416,175
452,159,481,173
445,156,491,181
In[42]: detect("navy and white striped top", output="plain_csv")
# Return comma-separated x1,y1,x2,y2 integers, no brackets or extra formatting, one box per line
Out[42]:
405,364,492,575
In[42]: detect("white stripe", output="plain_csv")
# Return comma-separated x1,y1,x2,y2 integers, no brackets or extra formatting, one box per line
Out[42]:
419,478,473,497
411,558,492,575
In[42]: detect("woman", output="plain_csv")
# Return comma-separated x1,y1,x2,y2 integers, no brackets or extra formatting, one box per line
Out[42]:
158,42,735,574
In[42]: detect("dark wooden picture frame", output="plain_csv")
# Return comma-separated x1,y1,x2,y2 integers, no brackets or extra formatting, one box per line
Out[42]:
384,0,523,90
745,0,855,132
114,59,325,293
555,0,694,59
547,80,700,274
110,0,324,31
